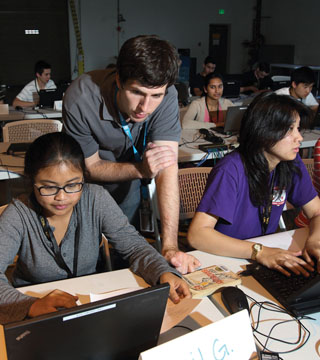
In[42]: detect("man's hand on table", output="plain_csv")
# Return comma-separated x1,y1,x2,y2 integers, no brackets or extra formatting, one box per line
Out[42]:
163,247,201,275
159,272,191,304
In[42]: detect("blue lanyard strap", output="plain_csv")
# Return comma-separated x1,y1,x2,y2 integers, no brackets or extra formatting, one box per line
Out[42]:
115,87,148,162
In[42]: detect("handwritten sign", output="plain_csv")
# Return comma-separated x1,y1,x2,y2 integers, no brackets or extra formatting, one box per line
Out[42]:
139,310,257,360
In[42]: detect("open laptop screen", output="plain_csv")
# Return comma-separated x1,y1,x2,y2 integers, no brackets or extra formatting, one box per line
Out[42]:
223,106,248,133
1,283,170,360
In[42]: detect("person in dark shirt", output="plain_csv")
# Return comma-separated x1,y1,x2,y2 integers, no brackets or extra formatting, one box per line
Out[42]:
240,62,273,94
190,56,216,96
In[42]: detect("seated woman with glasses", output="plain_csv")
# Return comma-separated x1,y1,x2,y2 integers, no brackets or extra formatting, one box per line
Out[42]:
0,132,190,324
182,73,234,130
188,93,320,276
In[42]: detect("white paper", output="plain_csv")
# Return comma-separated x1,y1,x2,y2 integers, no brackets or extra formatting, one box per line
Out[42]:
139,310,257,360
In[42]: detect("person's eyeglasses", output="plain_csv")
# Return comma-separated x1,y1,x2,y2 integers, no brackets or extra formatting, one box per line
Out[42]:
34,182,84,196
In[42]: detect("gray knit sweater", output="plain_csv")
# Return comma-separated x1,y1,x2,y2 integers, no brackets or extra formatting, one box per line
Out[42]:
0,184,178,324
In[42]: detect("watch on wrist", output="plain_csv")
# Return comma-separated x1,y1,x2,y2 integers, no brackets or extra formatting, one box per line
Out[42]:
251,243,263,261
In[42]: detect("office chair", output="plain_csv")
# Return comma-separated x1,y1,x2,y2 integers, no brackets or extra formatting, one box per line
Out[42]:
99,234,113,272
0,204,7,215
148,167,212,251
2,119,63,143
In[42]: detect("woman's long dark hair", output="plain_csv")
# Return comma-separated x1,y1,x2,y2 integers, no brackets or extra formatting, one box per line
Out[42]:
238,92,313,206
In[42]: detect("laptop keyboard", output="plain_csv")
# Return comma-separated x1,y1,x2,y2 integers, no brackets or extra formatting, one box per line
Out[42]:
248,263,320,315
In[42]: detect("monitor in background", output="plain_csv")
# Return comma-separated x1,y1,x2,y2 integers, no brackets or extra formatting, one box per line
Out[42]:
0,284,170,360
271,80,291,91
223,80,241,98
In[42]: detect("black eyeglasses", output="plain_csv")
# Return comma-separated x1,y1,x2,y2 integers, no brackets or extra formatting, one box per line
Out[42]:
34,182,84,196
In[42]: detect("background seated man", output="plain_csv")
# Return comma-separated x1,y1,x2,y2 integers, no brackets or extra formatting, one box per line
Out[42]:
190,56,216,97
12,60,56,108
240,62,273,94
275,66,319,113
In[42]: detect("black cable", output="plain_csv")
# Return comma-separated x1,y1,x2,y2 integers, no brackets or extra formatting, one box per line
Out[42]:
178,134,202,147
245,293,313,355
172,324,193,332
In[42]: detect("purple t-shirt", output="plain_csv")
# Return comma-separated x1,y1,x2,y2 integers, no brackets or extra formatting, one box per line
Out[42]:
197,151,317,239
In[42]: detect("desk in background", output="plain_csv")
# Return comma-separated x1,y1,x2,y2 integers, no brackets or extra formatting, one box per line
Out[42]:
0,143,24,180
178,128,320,163
178,129,237,163
0,143,26,205
0,107,62,122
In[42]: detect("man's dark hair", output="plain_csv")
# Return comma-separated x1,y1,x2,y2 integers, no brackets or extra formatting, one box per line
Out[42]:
116,35,179,88
291,66,315,86
34,60,51,76
257,62,270,73
204,56,216,65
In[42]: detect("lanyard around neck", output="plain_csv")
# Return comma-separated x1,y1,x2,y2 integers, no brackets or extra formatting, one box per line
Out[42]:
259,170,276,236
114,87,148,162
39,212,79,278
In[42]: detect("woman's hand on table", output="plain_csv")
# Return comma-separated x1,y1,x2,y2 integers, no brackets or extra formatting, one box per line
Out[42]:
302,237,320,272
256,246,314,277
28,289,78,318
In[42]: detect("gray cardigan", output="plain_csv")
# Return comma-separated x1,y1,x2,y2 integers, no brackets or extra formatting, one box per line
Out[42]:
0,184,178,324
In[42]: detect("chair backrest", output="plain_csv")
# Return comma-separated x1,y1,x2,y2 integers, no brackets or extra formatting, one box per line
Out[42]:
2,119,63,143
302,158,314,179
147,167,212,251
178,167,212,219
0,204,8,215
148,167,212,221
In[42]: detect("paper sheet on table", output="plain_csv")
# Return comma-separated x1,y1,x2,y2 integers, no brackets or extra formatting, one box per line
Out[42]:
160,298,201,334
90,287,143,302
90,288,201,334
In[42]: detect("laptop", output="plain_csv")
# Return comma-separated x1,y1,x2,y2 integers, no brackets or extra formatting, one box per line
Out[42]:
215,105,248,134
0,283,170,360
248,262,320,316
39,84,69,108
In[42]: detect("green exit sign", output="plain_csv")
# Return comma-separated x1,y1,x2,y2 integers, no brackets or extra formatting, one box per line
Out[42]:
219,9,225,15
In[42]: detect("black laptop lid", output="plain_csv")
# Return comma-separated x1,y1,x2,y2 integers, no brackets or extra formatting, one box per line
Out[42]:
2,283,169,360
39,84,69,108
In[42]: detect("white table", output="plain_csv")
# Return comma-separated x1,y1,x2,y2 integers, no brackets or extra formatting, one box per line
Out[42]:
0,108,62,122
19,266,223,330
17,228,320,359
178,129,238,163
23,108,62,119
210,228,320,359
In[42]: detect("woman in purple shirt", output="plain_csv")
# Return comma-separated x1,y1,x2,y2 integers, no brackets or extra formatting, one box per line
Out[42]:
188,93,320,276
